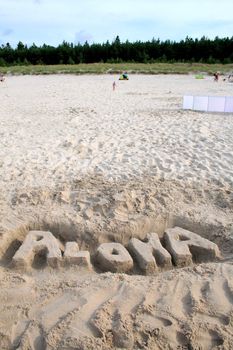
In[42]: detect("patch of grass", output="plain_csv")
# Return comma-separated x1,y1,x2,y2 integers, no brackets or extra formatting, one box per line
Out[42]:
1,63,233,75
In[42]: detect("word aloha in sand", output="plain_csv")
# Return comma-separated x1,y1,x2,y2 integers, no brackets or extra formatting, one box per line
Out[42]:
11,227,220,274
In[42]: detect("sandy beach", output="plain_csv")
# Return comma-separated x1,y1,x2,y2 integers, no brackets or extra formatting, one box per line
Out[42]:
0,74,233,349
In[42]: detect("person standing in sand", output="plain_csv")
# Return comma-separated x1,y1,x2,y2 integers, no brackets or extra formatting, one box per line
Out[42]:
214,72,219,82
113,81,116,91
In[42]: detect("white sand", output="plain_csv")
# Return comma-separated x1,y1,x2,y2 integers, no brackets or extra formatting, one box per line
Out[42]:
1,74,233,188
0,74,233,349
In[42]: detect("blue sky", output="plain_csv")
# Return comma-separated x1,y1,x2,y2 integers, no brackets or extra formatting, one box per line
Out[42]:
1,0,233,47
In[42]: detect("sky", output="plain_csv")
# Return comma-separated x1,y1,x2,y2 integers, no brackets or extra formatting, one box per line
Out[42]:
1,0,233,47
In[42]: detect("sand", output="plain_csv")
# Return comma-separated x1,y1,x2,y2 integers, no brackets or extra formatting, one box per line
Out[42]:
0,74,233,349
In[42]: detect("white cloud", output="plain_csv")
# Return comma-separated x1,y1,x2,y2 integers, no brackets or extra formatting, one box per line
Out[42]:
75,31,93,44
2,28,13,36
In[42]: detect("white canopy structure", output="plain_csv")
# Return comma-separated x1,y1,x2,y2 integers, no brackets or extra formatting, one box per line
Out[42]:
183,95,233,113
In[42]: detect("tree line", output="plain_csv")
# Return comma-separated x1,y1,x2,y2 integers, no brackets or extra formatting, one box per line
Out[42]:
0,36,233,66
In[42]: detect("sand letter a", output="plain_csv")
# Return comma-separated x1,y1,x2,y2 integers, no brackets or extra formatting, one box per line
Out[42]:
164,227,220,267
12,231,62,269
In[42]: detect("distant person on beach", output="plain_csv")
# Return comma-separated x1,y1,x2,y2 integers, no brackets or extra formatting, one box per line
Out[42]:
113,81,116,91
214,72,219,82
